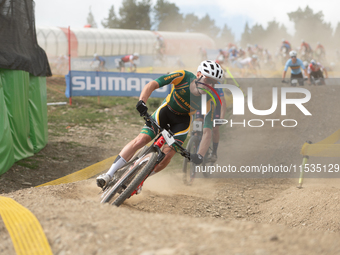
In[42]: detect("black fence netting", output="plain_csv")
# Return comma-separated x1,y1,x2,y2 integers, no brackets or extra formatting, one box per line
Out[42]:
0,0,52,76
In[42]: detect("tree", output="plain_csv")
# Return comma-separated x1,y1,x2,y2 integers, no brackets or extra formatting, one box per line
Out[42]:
182,13,200,32
153,0,183,31
101,6,119,28
261,20,291,51
287,6,332,46
241,22,251,47
249,23,266,46
197,14,220,39
333,22,340,49
86,6,97,28
216,24,235,48
118,0,152,30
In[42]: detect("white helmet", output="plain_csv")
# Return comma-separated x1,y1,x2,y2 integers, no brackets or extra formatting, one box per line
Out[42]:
94,53,98,57
252,54,258,59
289,50,297,57
303,61,308,67
197,60,224,82
311,59,316,65
133,52,139,57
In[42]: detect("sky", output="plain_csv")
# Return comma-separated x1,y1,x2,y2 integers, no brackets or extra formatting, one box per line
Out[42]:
34,0,340,40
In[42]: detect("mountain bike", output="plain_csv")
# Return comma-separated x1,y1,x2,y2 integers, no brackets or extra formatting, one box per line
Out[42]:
182,120,216,185
100,112,191,207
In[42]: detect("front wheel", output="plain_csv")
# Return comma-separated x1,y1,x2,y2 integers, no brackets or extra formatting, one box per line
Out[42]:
100,146,149,203
112,151,158,207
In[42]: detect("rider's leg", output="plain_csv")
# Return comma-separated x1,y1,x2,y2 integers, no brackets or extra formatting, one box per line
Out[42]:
106,133,152,177
97,133,152,187
212,126,220,155
152,145,176,173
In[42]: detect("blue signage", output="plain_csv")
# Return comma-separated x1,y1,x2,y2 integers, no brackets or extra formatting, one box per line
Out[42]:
65,71,170,98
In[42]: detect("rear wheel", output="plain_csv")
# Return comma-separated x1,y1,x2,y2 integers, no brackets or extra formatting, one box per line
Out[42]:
112,151,158,207
182,136,199,185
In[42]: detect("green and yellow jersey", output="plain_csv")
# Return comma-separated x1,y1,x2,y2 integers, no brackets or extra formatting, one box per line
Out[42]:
155,70,214,128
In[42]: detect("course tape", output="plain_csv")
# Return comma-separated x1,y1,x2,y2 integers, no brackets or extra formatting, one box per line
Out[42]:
36,155,118,187
301,129,340,157
0,196,53,255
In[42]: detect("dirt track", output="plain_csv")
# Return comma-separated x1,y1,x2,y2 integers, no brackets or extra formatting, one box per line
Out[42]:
1,81,340,254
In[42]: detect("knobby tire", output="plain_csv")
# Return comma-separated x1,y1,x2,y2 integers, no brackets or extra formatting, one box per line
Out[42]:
112,152,158,207
100,146,148,203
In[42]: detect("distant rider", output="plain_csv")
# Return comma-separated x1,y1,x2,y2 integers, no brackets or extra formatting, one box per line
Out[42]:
282,51,307,86
315,42,326,61
281,39,291,52
91,53,106,71
307,59,328,85
118,53,139,72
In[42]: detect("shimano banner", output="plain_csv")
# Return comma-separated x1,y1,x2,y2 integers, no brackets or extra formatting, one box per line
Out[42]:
65,71,169,98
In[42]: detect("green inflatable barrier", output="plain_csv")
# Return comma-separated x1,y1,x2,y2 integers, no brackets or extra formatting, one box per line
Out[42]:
0,69,48,175
29,75,48,153
0,72,15,175
2,69,34,161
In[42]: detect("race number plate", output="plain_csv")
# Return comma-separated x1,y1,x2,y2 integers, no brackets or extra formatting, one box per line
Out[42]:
161,130,175,146
192,121,203,132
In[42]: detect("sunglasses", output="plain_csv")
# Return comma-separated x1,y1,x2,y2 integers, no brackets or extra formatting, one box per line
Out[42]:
291,56,297,58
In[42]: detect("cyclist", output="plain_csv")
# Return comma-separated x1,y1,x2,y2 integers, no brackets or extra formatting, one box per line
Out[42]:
118,53,139,72
246,44,254,57
91,53,106,71
228,47,239,67
96,60,224,190
300,40,313,60
195,88,226,161
216,49,228,68
253,44,263,59
281,39,291,51
307,59,328,85
263,49,275,69
155,35,166,61
237,54,260,77
229,46,239,58
315,42,326,61
282,50,307,86
238,47,246,58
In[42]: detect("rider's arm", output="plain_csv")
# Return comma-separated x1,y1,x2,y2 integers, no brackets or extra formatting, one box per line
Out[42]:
139,80,160,103
302,65,308,77
304,69,308,77
282,70,287,80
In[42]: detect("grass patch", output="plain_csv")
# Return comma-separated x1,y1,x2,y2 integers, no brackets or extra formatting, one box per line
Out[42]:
15,158,39,170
